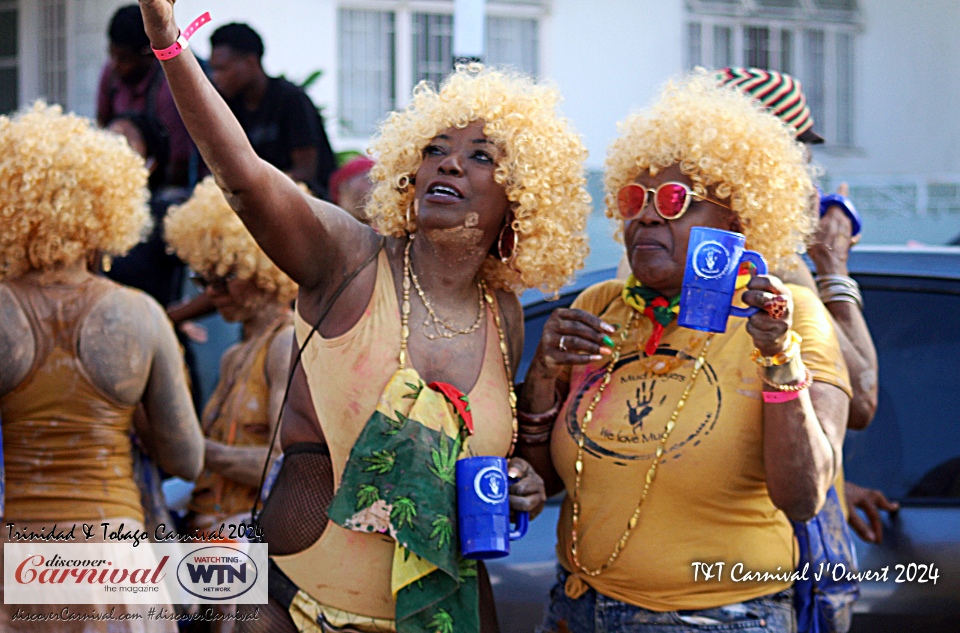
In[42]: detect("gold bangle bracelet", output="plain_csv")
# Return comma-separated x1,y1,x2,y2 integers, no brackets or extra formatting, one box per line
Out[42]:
751,330,802,367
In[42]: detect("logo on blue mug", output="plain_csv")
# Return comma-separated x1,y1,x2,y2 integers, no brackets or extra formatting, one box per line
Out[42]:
692,240,733,280
474,466,508,504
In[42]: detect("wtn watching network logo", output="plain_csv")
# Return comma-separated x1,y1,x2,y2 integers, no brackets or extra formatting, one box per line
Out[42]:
176,546,259,600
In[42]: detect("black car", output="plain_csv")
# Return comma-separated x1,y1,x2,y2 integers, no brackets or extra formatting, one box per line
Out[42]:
489,245,960,633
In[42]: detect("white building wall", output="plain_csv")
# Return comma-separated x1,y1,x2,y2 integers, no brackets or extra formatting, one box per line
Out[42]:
547,0,684,171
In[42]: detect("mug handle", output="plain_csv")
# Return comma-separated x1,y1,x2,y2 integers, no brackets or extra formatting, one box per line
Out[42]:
729,250,768,319
507,473,529,540
510,512,529,541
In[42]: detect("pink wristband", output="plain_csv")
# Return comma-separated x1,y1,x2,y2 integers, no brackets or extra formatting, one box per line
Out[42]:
762,389,803,404
152,12,212,61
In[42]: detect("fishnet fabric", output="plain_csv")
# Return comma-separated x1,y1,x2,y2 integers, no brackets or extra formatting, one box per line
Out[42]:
257,443,335,556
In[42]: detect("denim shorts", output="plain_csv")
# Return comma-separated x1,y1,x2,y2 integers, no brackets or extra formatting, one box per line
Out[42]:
536,567,796,633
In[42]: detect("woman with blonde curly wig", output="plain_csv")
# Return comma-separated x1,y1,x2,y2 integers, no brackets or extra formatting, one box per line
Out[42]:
138,2,590,631
0,103,203,631
164,176,296,541
518,71,853,632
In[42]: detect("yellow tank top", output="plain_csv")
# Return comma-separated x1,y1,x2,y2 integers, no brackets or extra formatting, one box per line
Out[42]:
0,276,142,523
274,250,514,619
189,312,291,520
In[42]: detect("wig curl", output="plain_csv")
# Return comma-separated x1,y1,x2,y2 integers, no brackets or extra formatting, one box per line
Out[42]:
164,177,297,302
0,102,150,278
366,64,591,293
604,70,817,263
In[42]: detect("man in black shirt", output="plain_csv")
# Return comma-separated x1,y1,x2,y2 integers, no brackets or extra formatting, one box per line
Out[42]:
209,23,337,198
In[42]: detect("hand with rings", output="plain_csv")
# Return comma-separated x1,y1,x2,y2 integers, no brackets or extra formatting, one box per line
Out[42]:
530,308,618,379
741,275,795,358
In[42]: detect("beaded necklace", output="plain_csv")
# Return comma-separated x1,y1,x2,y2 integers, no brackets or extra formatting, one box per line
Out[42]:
570,314,714,577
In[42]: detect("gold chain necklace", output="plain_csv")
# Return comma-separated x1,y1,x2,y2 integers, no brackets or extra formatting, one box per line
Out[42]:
406,235,485,340
570,315,714,577
400,236,518,451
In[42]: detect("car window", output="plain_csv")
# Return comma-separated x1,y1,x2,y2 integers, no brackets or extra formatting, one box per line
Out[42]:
843,282,960,503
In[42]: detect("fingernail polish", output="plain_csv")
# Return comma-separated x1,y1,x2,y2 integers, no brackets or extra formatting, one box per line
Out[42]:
601,322,616,333
602,335,615,348
590,355,604,361
599,347,612,356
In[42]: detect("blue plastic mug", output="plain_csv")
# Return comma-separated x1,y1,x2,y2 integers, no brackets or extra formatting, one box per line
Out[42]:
678,227,767,333
456,456,529,560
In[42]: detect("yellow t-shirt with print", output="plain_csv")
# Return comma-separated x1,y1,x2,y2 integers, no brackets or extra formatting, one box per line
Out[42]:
551,280,852,611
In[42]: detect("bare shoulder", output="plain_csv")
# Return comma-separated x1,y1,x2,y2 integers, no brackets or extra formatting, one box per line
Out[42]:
0,283,35,395
79,283,164,405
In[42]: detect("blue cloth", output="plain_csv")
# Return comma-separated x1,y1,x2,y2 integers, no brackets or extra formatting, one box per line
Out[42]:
538,567,795,633
791,486,859,633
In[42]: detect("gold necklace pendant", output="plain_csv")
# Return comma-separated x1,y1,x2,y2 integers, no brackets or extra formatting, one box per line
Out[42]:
407,236,485,339
570,315,714,578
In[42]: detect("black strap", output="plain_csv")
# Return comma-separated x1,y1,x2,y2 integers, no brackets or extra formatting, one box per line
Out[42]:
251,237,385,522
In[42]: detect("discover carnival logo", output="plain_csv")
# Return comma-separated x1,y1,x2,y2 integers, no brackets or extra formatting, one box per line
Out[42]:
4,542,268,604
176,546,259,601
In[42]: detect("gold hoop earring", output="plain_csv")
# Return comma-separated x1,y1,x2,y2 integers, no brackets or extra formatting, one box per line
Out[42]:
407,198,419,231
497,214,517,265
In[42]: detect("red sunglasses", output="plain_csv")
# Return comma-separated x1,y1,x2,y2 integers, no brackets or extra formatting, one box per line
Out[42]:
616,182,732,221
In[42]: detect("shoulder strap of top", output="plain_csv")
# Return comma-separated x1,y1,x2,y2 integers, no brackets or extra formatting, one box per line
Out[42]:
5,276,116,376
251,237,386,522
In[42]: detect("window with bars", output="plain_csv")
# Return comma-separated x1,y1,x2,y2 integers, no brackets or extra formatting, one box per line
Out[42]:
337,2,544,139
40,0,68,108
338,9,396,137
685,1,859,147
487,16,538,76
0,2,18,114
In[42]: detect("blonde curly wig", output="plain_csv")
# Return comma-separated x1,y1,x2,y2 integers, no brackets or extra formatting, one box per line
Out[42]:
0,102,150,278
366,64,592,293
164,176,297,302
604,70,817,263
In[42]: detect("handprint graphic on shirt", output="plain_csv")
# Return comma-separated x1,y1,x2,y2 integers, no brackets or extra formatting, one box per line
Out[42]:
626,382,668,434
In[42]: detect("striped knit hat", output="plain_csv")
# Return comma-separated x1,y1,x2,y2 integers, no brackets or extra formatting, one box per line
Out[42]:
717,67,824,144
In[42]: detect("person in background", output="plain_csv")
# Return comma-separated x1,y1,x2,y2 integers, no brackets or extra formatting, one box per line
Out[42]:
97,4,195,187
164,177,296,539
209,22,337,199
329,155,376,223
0,102,203,631
716,67,898,544
105,111,208,408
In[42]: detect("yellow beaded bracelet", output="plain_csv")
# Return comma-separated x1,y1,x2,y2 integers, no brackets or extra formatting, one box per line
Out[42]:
751,330,802,367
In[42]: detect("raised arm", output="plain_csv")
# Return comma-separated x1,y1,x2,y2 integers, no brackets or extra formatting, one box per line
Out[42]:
137,0,378,293
807,188,879,430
